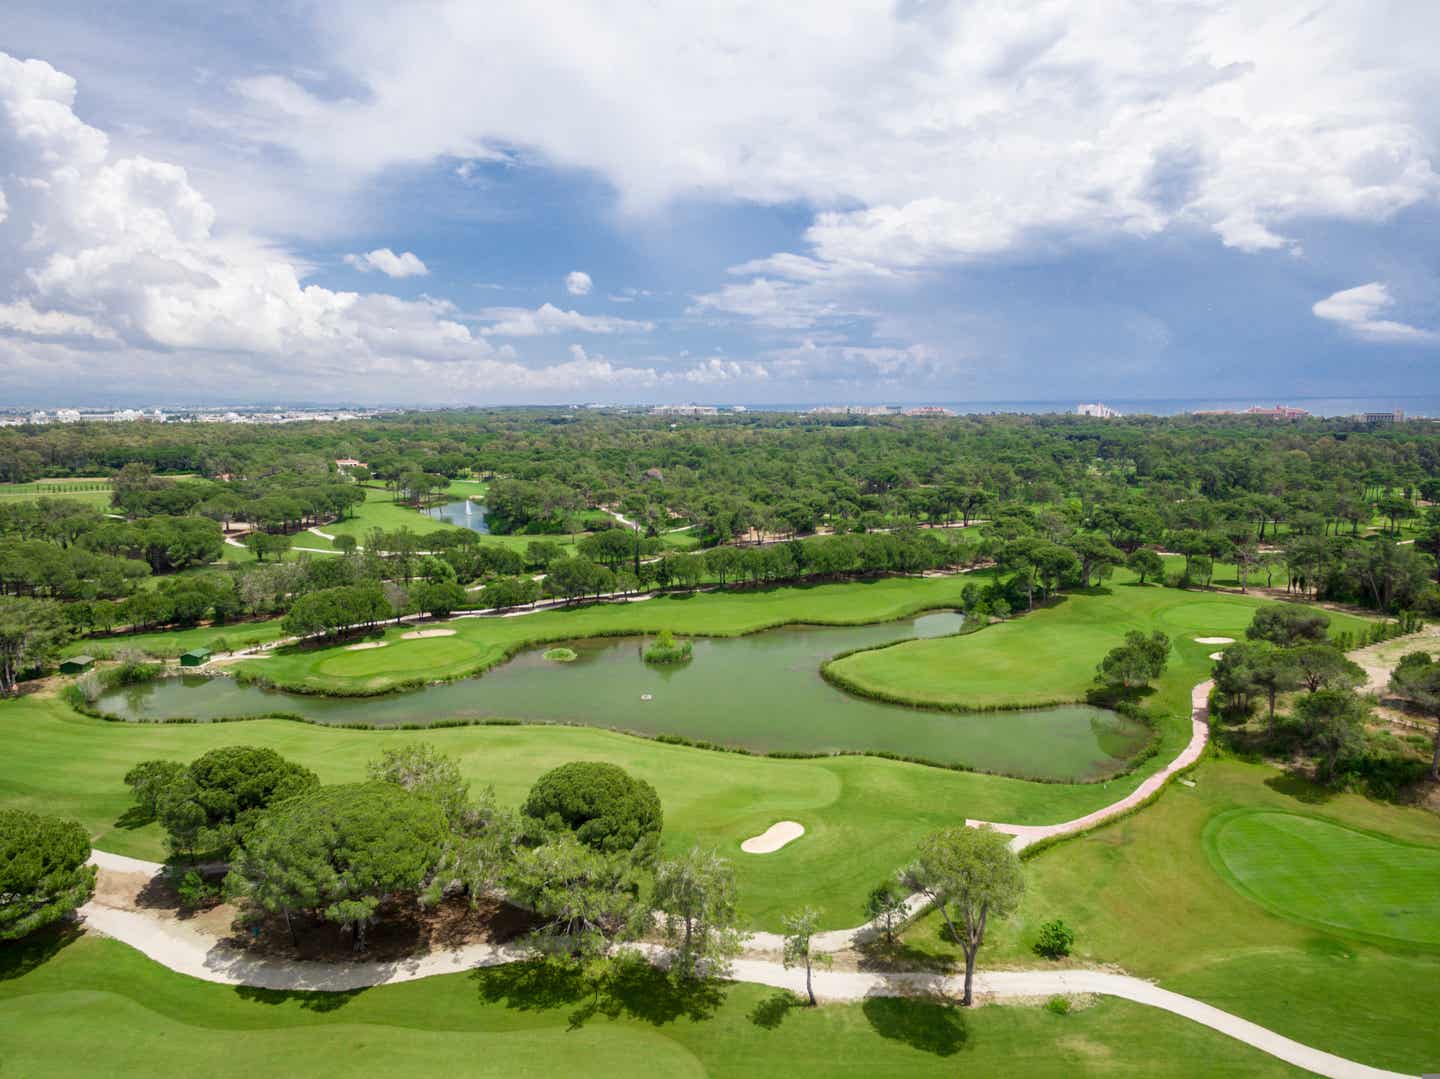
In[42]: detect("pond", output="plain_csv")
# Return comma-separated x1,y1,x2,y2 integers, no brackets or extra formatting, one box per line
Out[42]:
425,499,490,533
95,611,1150,782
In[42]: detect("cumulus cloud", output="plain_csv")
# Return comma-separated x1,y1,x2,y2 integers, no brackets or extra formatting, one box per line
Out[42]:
343,248,429,277
224,1,1440,274
478,303,654,337
565,270,592,296
1312,283,1437,343
0,51,685,401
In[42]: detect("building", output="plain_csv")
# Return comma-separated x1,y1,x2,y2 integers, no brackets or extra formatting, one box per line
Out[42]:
904,406,956,417
808,405,898,416
1358,409,1404,425
1076,403,1121,418
1192,404,1310,420
59,655,95,675
334,458,368,470
650,404,719,416
180,647,212,667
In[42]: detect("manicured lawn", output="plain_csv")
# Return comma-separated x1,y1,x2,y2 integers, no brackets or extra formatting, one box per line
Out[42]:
1202,809,1440,947
897,758,1440,1073
0,935,1308,1078
826,575,1370,726
237,576,977,694
323,485,585,555
1,692,1156,931
61,618,290,659
0,478,114,509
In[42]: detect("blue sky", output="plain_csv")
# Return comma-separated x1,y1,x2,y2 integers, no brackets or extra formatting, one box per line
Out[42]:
2,1,1438,406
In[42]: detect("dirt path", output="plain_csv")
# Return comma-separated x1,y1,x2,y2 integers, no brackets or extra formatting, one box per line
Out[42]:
1349,625,1440,694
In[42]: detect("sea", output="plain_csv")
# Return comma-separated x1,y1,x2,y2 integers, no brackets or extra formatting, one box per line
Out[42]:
723,395,1440,419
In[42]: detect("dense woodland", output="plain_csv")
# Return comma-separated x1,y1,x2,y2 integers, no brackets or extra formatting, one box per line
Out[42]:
2,409,1439,694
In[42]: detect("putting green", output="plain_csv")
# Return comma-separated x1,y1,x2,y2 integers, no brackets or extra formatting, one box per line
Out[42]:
1203,809,1440,947
313,636,478,679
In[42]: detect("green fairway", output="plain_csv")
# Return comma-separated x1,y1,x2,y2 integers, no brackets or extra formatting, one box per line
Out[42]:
62,618,290,659
3,692,1149,931
898,758,1440,1073
825,576,1369,722
1203,809,1440,947
0,935,1308,1078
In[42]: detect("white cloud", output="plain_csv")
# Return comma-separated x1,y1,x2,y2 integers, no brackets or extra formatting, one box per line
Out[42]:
1312,283,1437,343
0,52,690,401
565,270,592,296
478,303,654,337
343,248,429,277
222,1,1440,275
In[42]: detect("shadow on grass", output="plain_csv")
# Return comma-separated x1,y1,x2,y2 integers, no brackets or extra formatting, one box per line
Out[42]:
472,955,726,1029
748,989,801,1029
1265,770,1337,805
0,922,82,981
111,805,155,831
862,995,968,1056
231,984,371,1012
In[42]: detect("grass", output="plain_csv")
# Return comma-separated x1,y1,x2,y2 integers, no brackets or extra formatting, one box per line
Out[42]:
1201,808,1440,947
826,576,1370,746
322,485,585,555
62,619,290,659
236,576,977,695
1,691,1166,931
896,757,1440,1073
0,478,114,509
0,934,1309,1078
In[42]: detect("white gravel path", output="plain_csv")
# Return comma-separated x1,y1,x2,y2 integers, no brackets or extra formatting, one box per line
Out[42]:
79,850,1409,1079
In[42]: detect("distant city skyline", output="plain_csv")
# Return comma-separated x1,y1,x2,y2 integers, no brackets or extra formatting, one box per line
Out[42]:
3,3,1440,405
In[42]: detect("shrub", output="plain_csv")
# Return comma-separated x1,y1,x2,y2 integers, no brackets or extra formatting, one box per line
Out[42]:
0,808,96,940
522,761,663,861
643,628,693,665
543,647,578,663
1034,918,1075,959
1045,995,1071,1016
176,869,221,910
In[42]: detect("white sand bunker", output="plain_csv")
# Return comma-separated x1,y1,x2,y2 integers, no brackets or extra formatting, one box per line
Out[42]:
1209,651,1227,661
401,629,457,639
1195,636,1235,645
346,641,388,651
741,821,805,854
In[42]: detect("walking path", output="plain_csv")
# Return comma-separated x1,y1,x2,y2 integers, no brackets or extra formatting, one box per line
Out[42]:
80,848,1408,1079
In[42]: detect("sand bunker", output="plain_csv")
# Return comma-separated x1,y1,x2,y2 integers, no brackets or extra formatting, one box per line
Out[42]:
345,641,388,651
1195,636,1235,645
741,821,805,854
1209,651,1227,661
401,629,457,639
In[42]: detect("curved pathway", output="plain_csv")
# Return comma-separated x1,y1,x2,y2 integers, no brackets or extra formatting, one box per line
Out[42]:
80,851,1407,1079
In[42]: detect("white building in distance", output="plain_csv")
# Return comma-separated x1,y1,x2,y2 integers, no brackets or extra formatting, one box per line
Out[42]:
1077,402,1122,418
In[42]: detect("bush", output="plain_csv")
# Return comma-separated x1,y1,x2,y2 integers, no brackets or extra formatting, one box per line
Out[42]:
543,647,578,663
522,761,663,861
1034,918,1075,959
0,808,96,940
1045,995,1071,1016
643,628,693,665
176,869,221,910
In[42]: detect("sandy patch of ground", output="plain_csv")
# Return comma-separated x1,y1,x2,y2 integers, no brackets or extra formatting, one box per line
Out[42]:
345,641,389,651
401,628,457,639
741,821,805,853
1209,651,1226,661
1349,624,1440,693
1195,636,1235,645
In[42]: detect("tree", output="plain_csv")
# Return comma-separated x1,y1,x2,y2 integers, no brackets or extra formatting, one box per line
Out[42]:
0,596,71,694
1250,645,1301,723
155,745,320,859
1287,644,1365,694
410,580,467,619
505,835,646,959
333,533,358,555
0,808,96,940
521,762,663,862
781,906,832,1006
1096,630,1170,690
1389,652,1440,779
1293,689,1368,782
123,759,186,818
367,743,471,829
652,846,743,981
864,879,909,945
1247,604,1330,647
1071,534,1125,588
1127,547,1164,586
227,782,447,950
902,826,1024,1006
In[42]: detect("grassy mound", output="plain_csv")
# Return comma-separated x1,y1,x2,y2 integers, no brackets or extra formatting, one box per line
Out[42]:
542,647,578,662
1202,808,1440,947
643,629,692,665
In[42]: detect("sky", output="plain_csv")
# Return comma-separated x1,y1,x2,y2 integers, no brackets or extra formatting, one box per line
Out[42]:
1,1,1439,407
